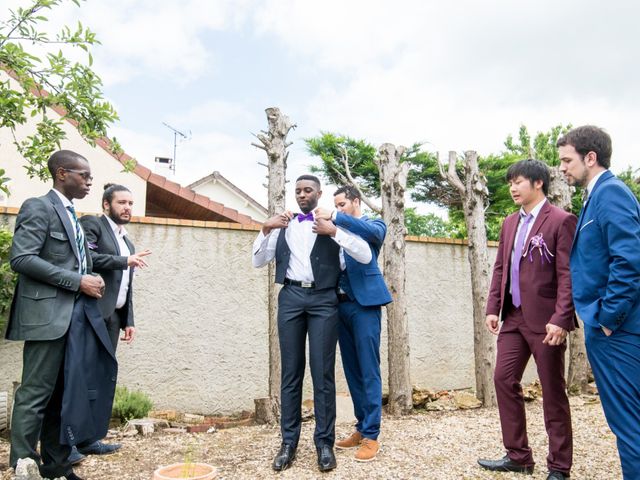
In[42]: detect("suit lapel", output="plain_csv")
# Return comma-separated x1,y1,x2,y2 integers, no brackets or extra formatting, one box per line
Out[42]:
47,190,80,261
123,235,134,255
100,215,121,255
524,201,551,249
572,170,613,247
573,197,591,244
504,214,519,266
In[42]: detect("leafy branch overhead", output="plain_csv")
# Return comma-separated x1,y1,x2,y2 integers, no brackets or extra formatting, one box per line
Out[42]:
0,0,126,195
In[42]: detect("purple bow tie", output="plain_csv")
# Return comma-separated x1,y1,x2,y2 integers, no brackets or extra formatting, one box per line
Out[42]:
297,212,314,222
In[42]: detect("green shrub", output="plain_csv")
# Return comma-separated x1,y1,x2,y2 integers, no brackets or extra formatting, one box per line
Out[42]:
0,226,17,333
112,386,153,422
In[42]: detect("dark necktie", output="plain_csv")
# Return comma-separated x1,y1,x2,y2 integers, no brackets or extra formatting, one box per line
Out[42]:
66,205,87,274
510,213,533,308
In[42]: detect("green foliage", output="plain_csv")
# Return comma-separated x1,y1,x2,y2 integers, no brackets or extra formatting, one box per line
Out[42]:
0,0,122,194
617,167,640,202
111,386,153,422
305,133,441,196
404,208,463,238
306,132,380,197
0,226,17,332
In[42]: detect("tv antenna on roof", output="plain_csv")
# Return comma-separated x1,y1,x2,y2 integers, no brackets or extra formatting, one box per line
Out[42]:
159,122,190,173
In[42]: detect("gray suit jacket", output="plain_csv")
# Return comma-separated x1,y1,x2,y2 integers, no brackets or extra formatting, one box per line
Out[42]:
6,190,92,341
79,214,135,327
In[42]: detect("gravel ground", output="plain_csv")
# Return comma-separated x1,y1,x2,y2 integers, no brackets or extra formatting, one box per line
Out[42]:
0,397,622,479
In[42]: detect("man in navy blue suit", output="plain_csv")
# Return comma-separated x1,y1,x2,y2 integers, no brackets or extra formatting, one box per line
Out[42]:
558,125,640,479
315,186,392,462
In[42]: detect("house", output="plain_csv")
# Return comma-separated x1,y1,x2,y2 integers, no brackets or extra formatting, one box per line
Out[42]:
188,171,268,222
0,69,260,225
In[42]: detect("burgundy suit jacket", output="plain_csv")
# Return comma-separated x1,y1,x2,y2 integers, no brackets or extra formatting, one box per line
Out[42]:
486,200,578,334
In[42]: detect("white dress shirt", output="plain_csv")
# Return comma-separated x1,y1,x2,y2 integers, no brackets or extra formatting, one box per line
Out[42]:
586,170,607,200
330,210,373,270
252,213,371,282
105,215,131,309
509,198,546,294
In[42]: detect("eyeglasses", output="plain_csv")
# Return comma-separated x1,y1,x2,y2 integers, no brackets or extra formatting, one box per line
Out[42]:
63,169,93,181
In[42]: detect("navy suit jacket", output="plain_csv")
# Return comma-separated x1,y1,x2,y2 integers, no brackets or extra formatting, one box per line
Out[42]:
60,296,118,446
334,212,392,307
570,170,640,333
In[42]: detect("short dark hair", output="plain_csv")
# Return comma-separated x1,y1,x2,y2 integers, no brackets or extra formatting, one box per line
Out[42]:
102,183,131,205
505,159,551,196
296,174,321,188
556,125,612,169
47,150,87,178
334,185,361,201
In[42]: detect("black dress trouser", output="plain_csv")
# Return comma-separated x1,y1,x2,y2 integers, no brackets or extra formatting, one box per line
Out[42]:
277,285,339,449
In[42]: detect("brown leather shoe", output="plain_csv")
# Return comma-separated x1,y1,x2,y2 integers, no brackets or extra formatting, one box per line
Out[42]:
335,431,362,450
355,438,379,462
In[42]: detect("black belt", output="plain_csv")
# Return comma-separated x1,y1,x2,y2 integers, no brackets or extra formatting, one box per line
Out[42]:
284,278,315,288
337,293,351,302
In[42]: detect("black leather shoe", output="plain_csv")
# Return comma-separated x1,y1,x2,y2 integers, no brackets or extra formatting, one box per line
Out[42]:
272,444,296,471
66,472,85,480
477,455,534,474
317,445,337,472
547,471,570,479
67,446,86,465
77,440,122,455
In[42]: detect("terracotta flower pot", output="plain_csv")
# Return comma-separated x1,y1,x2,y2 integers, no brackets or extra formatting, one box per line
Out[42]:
153,463,216,480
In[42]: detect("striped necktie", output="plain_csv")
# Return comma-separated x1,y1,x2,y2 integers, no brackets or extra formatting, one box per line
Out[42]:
66,205,87,274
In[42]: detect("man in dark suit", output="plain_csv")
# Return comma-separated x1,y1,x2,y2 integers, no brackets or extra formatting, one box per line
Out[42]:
66,184,150,462
315,186,392,462
478,159,577,480
558,126,640,479
252,175,372,473
6,150,105,480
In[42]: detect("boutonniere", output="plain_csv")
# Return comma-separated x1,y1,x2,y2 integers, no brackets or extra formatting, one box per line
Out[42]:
524,233,554,264
87,242,98,250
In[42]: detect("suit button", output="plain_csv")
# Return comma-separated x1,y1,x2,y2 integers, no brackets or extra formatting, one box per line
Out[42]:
111,377,116,382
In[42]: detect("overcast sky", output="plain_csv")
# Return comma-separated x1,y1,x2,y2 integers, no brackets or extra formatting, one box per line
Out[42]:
9,0,640,210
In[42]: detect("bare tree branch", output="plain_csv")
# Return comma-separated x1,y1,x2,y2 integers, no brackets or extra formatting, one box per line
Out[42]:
438,151,465,195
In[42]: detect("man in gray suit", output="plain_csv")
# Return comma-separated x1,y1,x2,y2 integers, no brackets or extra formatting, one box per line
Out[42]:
6,150,104,480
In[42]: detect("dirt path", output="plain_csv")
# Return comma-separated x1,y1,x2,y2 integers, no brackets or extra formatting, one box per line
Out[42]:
0,399,621,479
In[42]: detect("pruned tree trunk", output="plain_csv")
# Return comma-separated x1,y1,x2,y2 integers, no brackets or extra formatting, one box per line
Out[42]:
439,151,497,407
251,107,295,424
376,143,412,415
548,166,574,210
548,166,591,394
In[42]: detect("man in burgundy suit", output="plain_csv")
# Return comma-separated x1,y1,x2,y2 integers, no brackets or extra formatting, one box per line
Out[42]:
478,159,577,480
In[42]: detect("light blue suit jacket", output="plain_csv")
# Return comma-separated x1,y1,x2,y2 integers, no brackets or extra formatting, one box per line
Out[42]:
334,212,392,307
570,170,640,333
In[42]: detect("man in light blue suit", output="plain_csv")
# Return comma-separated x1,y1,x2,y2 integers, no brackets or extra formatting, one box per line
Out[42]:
558,125,640,479
315,186,392,462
